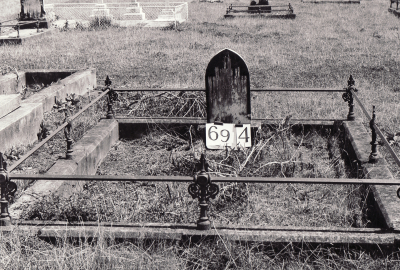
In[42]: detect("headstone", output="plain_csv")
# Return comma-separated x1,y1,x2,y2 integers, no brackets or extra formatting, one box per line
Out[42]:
205,49,252,150
205,48,251,125
20,0,45,20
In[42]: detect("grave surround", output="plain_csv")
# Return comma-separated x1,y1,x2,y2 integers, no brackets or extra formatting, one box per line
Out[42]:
1,49,400,245
0,68,96,152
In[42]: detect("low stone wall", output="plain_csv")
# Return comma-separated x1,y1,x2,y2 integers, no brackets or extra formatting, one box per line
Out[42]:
23,68,96,113
343,120,398,230
0,72,26,95
0,68,96,153
0,103,43,151
9,119,119,220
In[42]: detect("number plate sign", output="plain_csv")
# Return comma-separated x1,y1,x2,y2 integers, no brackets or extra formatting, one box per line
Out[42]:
235,125,251,148
206,123,251,150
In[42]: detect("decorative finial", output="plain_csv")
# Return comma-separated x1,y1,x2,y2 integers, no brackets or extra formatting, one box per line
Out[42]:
105,76,112,87
348,75,355,87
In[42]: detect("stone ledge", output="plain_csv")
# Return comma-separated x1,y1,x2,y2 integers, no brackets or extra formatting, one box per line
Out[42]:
0,94,20,119
0,103,43,151
22,68,96,113
343,120,399,230
9,119,119,220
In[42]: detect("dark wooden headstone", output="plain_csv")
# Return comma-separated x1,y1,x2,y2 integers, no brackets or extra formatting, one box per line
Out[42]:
20,0,45,20
205,49,251,125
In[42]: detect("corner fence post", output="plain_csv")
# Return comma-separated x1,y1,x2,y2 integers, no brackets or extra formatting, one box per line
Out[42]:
369,106,379,163
0,153,17,226
188,154,219,230
105,76,117,119
342,75,357,121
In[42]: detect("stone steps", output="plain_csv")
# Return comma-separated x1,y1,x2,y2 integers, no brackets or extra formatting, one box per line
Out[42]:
0,69,96,153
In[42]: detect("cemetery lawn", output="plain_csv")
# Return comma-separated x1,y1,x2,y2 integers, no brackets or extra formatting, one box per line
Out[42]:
2,0,400,268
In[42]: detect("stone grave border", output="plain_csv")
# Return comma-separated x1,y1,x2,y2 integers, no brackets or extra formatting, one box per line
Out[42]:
0,68,96,152
0,49,400,246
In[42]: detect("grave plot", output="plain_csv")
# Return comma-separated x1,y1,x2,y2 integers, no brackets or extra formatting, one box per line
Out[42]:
224,1,296,19
45,1,188,29
0,68,95,153
0,0,53,45
1,49,400,245
389,0,400,17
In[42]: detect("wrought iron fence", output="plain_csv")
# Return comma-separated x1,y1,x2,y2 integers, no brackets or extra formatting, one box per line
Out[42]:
0,20,41,37
1,75,400,232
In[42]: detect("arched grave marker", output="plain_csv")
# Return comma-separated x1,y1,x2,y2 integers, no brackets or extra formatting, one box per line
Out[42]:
205,48,250,124
205,49,252,149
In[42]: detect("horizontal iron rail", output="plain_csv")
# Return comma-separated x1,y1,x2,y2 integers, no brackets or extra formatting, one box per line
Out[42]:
8,89,110,172
8,174,400,185
230,9,292,12
113,88,346,92
115,117,343,125
1,21,38,27
352,90,400,168
230,5,291,7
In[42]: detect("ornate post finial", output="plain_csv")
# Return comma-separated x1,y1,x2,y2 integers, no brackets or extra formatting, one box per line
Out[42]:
105,75,112,87
369,106,378,163
104,76,117,119
342,75,356,121
188,154,219,230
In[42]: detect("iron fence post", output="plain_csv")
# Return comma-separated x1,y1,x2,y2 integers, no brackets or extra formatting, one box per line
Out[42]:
369,106,379,163
188,154,219,230
17,24,20,39
104,76,117,119
342,75,357,121
65,118,73,159
0,153,16,226
0,22,2,35
36,20,39,33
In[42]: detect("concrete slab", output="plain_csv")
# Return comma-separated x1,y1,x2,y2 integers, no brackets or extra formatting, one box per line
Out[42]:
0,94,20,118
0,71,26,94
9,119,119,220
0,102,43,152
0,28,54,45
4,222,399,245
343,120,399,230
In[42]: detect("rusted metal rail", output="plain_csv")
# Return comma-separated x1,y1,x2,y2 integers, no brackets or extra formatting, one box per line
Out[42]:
352,89,400,168
8,89,110,172
113,87,346,92
8,174,400,185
